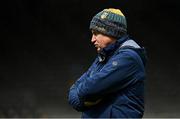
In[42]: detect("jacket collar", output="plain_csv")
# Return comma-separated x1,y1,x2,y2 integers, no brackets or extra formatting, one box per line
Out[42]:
98,35,129,62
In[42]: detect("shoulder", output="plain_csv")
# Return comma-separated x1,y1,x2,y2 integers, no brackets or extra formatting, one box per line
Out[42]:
109,48,138,66
118,48,138,58
117,39,142,61
116,48,146,68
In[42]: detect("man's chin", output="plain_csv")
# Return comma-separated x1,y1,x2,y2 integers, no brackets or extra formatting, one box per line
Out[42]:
97,48,101,53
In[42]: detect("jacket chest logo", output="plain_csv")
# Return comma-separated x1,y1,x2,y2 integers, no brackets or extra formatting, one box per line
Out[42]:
112,61,118,66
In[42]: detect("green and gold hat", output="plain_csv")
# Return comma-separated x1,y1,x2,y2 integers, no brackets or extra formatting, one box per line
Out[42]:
90,8,127,38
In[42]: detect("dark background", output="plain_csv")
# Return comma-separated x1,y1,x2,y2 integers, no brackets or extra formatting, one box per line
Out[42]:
0,0,180,117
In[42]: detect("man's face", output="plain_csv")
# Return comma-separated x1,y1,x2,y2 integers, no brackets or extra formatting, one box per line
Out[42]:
91,30,116,52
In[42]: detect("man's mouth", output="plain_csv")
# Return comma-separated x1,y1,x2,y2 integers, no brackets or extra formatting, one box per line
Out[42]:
94,44,99,48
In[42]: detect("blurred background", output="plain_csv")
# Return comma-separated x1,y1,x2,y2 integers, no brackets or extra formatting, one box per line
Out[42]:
0,0,180,118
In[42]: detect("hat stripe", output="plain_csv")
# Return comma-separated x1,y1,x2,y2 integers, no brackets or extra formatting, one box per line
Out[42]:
104,8,124,16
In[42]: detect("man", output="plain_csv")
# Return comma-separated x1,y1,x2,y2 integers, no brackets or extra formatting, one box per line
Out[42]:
68,8,147,118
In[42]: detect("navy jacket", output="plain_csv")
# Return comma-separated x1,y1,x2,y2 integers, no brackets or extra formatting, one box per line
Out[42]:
68,35,147,118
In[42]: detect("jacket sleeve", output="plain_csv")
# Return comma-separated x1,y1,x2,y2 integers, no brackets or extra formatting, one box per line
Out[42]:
68,58,98,111
76,50,140,101
68,83,85,111
74,58,98,85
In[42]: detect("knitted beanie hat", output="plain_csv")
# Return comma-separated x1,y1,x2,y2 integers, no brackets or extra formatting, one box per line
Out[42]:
90,8,127,38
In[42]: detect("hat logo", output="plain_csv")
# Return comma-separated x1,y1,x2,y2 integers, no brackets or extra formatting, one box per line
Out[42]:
101,12,108,19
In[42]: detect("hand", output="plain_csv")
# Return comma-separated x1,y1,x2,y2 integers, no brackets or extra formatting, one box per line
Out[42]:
84,99,102,107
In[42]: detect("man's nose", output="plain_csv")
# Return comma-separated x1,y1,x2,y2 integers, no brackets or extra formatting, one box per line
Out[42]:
91,35,96,43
